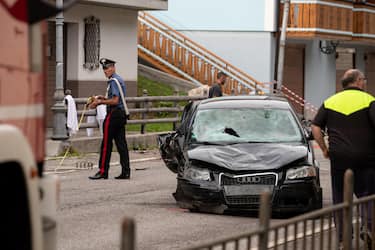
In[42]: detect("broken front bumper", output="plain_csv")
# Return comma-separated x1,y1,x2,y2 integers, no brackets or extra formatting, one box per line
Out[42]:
174,177,322,213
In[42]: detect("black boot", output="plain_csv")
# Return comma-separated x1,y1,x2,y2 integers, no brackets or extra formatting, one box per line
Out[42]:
89,171,108,180
114,172,130,179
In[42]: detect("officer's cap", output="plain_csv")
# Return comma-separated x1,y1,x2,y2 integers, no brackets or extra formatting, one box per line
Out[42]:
99,58,116,69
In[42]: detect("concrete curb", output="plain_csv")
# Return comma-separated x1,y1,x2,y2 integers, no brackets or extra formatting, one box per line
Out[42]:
46,132,171,156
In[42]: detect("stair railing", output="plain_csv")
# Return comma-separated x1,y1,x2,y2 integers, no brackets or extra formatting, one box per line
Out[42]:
138,11,267,95
138,12,319,116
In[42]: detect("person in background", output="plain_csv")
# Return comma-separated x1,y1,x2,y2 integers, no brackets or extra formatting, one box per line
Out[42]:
64,89,78,136
208,72,227,98
311,69,375,248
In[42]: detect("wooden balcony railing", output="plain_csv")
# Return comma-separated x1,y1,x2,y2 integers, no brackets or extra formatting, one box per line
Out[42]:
284,0,375,42
138,12,266,95
353,4,375,42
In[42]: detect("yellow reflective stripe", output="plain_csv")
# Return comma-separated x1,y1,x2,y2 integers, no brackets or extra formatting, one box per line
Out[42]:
324,90,375,116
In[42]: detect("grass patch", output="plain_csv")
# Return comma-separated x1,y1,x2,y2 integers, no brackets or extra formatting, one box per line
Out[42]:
128,75,187,132
137,75,186,96
127,123,174,133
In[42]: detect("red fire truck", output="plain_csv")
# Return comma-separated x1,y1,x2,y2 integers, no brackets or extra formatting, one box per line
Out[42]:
0,1,75,249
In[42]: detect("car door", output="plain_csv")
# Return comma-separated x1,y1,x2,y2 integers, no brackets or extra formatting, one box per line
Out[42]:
158,132,180,173
158,101,195,173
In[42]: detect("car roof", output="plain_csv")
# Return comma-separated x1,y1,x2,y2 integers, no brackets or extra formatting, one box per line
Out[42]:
197,95,292,110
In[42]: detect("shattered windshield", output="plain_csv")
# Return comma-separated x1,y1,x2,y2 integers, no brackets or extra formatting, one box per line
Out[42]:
190,108,303,143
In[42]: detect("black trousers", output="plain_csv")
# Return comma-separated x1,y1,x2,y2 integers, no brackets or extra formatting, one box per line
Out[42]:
330,155,375,240
98,108,130,176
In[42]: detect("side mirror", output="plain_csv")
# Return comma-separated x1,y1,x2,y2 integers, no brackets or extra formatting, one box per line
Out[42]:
175,128,184,136
304,128,314,141
300,119,314,140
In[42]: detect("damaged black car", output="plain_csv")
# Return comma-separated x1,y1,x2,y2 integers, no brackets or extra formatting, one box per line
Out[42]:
158,95,322,214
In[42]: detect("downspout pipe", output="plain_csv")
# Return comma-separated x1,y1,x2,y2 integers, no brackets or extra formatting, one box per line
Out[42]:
276,0,290,92
273,0,281,93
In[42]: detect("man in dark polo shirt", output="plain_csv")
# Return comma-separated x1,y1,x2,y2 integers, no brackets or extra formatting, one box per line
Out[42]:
312,69,375,245
208,72,227,98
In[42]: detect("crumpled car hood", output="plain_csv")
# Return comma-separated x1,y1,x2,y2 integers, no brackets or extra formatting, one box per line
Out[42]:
188,143,308,171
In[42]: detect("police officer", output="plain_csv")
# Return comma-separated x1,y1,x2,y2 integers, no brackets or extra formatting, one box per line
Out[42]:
89,58,130,180
311,69,375,245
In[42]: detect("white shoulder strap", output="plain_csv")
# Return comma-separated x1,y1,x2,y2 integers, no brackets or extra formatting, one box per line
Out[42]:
105,85,110,99
109,77,130,116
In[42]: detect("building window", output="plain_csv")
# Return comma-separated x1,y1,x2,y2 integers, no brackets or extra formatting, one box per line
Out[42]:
83,16,100,70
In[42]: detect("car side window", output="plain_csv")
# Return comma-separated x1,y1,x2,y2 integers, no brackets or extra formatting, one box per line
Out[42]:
176,102,194,135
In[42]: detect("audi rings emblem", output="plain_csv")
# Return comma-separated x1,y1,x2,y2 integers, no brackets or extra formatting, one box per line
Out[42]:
237,176,261,184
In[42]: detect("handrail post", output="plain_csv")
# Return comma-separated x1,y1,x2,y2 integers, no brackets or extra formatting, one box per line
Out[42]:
141,89,148,134
173,90,178,131
343,169,354,250
121,217,135,250
258,192,271,250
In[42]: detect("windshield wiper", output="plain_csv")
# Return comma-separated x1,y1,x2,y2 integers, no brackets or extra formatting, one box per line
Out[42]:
223,127,240,137
191,141,232,146
223,141,266,144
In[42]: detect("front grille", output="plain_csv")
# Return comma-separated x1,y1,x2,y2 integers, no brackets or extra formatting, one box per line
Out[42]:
221,174,276,186
221,173,277,206
226,195,260,205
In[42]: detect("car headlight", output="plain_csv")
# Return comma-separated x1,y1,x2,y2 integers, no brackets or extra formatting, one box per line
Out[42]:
184,167,211,181
286,166,316,180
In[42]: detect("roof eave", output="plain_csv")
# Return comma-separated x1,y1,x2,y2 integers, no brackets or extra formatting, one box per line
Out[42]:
78,0,168,10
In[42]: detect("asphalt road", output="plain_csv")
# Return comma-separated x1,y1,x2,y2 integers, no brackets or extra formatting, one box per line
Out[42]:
52,145,332,250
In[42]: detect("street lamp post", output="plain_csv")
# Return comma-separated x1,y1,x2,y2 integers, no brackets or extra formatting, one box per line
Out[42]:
51,0,68,140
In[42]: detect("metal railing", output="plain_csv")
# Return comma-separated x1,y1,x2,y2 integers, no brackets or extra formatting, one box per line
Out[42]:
73,93,206,134
72,84,321,136
121,169,375,250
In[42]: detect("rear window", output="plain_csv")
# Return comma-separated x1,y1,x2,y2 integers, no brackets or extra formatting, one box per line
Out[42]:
191,108,302,143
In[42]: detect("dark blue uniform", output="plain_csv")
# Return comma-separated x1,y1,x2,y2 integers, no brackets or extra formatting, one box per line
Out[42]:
98,73,130,178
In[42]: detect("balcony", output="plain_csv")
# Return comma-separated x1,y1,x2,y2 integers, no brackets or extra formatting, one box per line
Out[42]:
283,0,375,43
